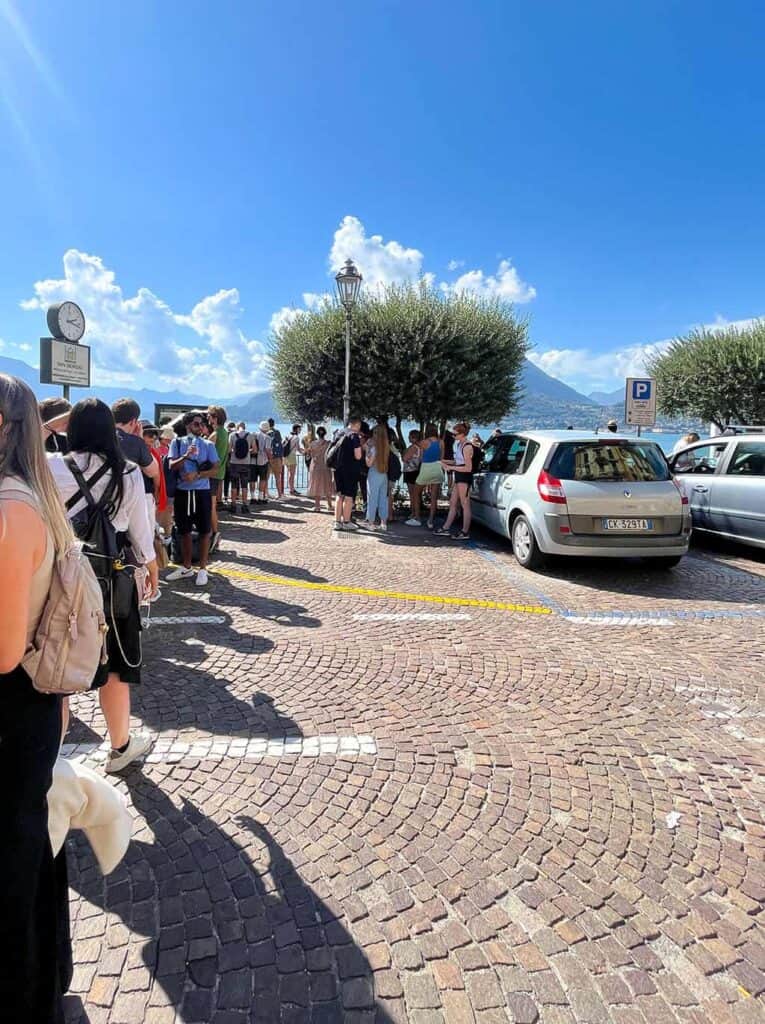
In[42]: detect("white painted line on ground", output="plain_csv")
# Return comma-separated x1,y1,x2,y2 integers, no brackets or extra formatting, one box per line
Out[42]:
563,615,676,626
353,612,471,622
146,616,227,625
61,733,378,764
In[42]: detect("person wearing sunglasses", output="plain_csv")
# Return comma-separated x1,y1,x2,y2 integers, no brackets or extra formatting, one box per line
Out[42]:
435,421,476,540
166,411,219,586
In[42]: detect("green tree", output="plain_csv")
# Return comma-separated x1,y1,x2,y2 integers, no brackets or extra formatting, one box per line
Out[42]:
646,320,765,430
271,282,528,439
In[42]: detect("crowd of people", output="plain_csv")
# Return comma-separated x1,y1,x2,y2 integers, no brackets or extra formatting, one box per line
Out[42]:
0,366,487,1021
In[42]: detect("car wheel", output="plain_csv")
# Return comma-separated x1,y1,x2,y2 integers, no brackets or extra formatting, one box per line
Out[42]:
644,556,683,570
512,514,546,570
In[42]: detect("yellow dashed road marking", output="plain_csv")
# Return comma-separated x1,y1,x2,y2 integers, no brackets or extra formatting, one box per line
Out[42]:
208,566,553,616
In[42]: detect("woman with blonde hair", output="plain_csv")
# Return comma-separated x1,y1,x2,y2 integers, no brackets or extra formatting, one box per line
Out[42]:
360,423,391,531
0,373,75,1021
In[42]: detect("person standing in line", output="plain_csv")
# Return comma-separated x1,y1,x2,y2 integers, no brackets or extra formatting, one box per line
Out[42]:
112,398,160,536
207,405,229,552
360,423,391,531
302,424,315,473
333,416,364,531
0,374,76,1023
39,396,71,454
416,424,445,530
357,420,371,517
436,421,475,540
402,429,423,526
142,423,171,550
48,398,159,772
672,431,700,454
607,419,619,433
223,421,236,503
228,422,253,514
252,421,273,503
166,411,219,586
266,418,285,498
306,426,334,512
283,424,303,496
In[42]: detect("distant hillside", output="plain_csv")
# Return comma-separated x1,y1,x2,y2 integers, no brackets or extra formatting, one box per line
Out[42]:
589,387,624,405
522,359,596,405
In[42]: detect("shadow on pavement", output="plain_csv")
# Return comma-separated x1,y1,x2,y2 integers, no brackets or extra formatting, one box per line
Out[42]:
66,768,395,1023
219,551,328,584
160,576,323,630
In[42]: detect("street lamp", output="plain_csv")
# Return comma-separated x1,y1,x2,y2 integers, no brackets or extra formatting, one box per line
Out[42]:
335,258,363,424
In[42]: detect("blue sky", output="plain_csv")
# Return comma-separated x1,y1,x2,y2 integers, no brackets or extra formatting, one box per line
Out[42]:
1,0,764,397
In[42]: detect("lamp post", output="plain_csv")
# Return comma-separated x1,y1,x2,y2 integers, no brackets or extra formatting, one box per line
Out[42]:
334,258,363,424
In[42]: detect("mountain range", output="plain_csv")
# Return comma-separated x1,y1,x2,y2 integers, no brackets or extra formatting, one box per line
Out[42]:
3,352,690,430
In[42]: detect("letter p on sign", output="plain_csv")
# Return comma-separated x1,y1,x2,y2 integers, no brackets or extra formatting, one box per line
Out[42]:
632,380,652,400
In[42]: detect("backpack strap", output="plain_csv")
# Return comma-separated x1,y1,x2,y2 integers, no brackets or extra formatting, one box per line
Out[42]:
64,456,112,512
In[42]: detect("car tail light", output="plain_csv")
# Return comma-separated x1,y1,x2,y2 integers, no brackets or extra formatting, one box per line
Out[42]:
672,477,689,505
538,469,567,504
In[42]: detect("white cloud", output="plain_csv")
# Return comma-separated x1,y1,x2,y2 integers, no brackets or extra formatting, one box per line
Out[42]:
17,342,31,351
21,250,269,396
447,259,465,271
329,215,425,290
444,259,536,304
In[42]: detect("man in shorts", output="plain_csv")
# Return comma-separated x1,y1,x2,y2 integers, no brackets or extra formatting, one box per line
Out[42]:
228,422,253,514
166,411,219,586
253,420,272,503
207,406,228,550
266,418,284,498
333,415,364,531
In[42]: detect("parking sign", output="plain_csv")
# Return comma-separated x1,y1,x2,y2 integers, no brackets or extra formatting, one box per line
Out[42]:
625,377,657,427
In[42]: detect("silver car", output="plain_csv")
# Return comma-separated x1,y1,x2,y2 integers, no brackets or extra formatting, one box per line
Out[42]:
668,433,765,549
471,430,691,569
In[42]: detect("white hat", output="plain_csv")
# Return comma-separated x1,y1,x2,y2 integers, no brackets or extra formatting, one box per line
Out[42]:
259,420,270,432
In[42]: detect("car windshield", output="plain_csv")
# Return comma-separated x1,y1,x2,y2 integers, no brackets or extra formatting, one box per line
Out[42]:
549,441,671,482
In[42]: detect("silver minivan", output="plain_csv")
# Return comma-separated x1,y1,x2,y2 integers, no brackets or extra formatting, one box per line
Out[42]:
471,431,691,569
668,433,765,549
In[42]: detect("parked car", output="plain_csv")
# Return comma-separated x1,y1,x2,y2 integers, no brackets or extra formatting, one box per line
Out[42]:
668,433,765,549
471,431,691,569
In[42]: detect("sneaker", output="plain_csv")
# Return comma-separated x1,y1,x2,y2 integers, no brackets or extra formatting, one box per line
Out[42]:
405,518,421,527
344,520,359,530
434,528,451,537
106,732,153,774
452,531,470,541
426,521,435,530
333,522,344,531
196,568,209,586
166,566,195,581
210,531,221,553
378,522,388,532
358,519,374,529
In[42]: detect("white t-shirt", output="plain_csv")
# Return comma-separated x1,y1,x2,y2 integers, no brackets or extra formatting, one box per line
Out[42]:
47,452,155,566
252,431,272,467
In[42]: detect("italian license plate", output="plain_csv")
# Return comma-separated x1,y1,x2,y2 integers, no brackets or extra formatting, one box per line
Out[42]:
602,518,653,530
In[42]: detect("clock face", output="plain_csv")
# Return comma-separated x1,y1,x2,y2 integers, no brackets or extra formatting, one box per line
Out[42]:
50,301,86,342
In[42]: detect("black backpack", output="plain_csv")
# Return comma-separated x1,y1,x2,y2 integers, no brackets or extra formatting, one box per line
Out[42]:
325,434,344,470
387,450,402,482
65,456,134,619
233,433,250,460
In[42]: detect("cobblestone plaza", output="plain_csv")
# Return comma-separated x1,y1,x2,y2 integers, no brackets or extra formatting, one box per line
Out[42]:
64,500,765,1024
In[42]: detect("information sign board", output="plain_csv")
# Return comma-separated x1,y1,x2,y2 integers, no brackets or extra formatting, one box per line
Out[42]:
625,377,657,427
39,338,91,388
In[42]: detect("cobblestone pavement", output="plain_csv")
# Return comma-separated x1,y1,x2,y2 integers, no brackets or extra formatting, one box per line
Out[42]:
64,497,765,1024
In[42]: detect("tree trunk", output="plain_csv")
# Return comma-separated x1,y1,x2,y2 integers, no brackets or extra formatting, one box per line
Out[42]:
394,415,406,451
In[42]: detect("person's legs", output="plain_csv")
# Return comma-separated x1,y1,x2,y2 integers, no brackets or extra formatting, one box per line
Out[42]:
365,470,380,524
99,672,131,749
460,485,472,532
288,463,297,493
181,533,193,567
427,483,439,526
259,465,268,501
379,475,390,526
196,491,213,571
440,486,460,530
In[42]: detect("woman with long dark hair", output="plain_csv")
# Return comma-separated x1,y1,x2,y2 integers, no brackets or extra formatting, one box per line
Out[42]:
0,373,74,1022
48,398,158,773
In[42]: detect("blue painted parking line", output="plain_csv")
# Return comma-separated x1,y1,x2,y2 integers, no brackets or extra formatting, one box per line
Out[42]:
469,542,765,623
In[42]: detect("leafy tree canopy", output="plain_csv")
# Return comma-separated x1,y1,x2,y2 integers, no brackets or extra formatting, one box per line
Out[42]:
646,320,765,429
271,283,529,435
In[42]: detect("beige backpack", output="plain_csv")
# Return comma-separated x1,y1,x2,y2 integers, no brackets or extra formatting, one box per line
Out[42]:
3,485,109,694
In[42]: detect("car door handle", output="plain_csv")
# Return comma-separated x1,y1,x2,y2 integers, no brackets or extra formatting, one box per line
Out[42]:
693,485,709,492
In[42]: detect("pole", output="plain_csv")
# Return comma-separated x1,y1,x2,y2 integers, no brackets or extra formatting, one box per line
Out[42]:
343,309,351,424
637,425,641,438
63,384,70,403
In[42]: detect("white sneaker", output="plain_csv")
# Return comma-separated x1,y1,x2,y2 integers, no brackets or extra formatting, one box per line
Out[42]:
405,518,421,527
195,568,209,586
358,520,373,529
106,732,153,774
378,522,388,532
166,567,195,581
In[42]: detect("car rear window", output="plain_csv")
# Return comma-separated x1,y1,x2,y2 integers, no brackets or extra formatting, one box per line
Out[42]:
548,442,671,482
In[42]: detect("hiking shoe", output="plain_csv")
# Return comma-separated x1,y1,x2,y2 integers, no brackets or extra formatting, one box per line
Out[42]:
166,566,195,581
405,518,421,527
195,568,209,586
106,732,153,774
